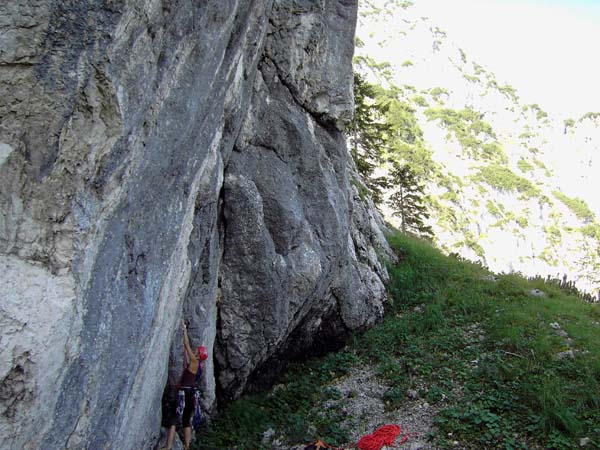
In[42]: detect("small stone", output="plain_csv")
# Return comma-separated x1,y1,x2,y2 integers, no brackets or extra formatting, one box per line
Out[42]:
529,288,546,297
579,437,590,447
413,305,424,313
556,330,569,338
556,350,575,360
262,428,275,444
407,389,419,399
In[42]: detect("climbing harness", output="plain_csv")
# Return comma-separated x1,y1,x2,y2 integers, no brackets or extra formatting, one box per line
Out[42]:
176,389,185,417
176,386,202,428
356,424,408,450
193,388,202,428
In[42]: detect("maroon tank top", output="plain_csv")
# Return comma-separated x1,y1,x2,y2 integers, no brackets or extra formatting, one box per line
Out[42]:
178,368,197,387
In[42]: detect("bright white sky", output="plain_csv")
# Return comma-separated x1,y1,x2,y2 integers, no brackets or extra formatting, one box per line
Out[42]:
411,0,600,118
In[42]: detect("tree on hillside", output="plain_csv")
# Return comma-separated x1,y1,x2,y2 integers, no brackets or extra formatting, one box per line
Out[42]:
388,162,433,238
563,118,575,134
347,72,391,204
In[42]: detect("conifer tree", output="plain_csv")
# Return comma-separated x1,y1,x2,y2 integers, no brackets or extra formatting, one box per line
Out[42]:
347,72,391,204
388,162,433,238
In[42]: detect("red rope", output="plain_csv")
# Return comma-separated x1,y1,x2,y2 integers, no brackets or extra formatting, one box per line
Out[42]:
356,424,408,450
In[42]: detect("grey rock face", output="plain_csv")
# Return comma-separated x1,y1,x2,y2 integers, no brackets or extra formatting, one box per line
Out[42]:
215,0,392,397
0,1,390,449
265,0,357,127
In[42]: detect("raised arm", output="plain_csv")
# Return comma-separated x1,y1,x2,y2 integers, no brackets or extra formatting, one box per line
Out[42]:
181,320,197,363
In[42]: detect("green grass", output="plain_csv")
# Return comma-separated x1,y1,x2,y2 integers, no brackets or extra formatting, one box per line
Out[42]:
383,235,600,449
197,352,359,449
197,233,600,450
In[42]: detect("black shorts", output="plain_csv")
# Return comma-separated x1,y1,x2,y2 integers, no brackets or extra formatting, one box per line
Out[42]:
162,388,195,428
161,387,178,428
181,388,194,428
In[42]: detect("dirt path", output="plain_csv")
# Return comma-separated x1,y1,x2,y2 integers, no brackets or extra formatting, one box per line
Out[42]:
270,368,442,450
321,368,439,450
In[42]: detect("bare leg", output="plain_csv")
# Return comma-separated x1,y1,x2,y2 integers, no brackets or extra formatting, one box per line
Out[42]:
183,426,192,449
166,425,176,450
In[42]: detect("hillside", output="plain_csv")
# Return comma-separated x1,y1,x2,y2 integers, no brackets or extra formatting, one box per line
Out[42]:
354,0,600,296
198,232,600,450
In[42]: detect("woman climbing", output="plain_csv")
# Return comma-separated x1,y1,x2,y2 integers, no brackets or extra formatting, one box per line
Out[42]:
165,320,208,450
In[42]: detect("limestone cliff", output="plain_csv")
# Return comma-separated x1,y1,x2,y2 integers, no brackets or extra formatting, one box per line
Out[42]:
0,1,390,449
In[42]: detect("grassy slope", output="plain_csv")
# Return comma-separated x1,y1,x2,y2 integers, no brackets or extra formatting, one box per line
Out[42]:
198,233,600,450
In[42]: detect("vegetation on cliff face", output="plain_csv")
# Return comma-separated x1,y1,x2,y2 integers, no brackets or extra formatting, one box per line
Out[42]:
471,165,540,199
199,233,600,450
352,0,600,297
552,191,596,223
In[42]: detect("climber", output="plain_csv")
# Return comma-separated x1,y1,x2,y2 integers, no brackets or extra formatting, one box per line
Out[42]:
165,320,208,450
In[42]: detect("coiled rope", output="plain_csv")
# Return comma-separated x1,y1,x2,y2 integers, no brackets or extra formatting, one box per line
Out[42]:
356,424,408,450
